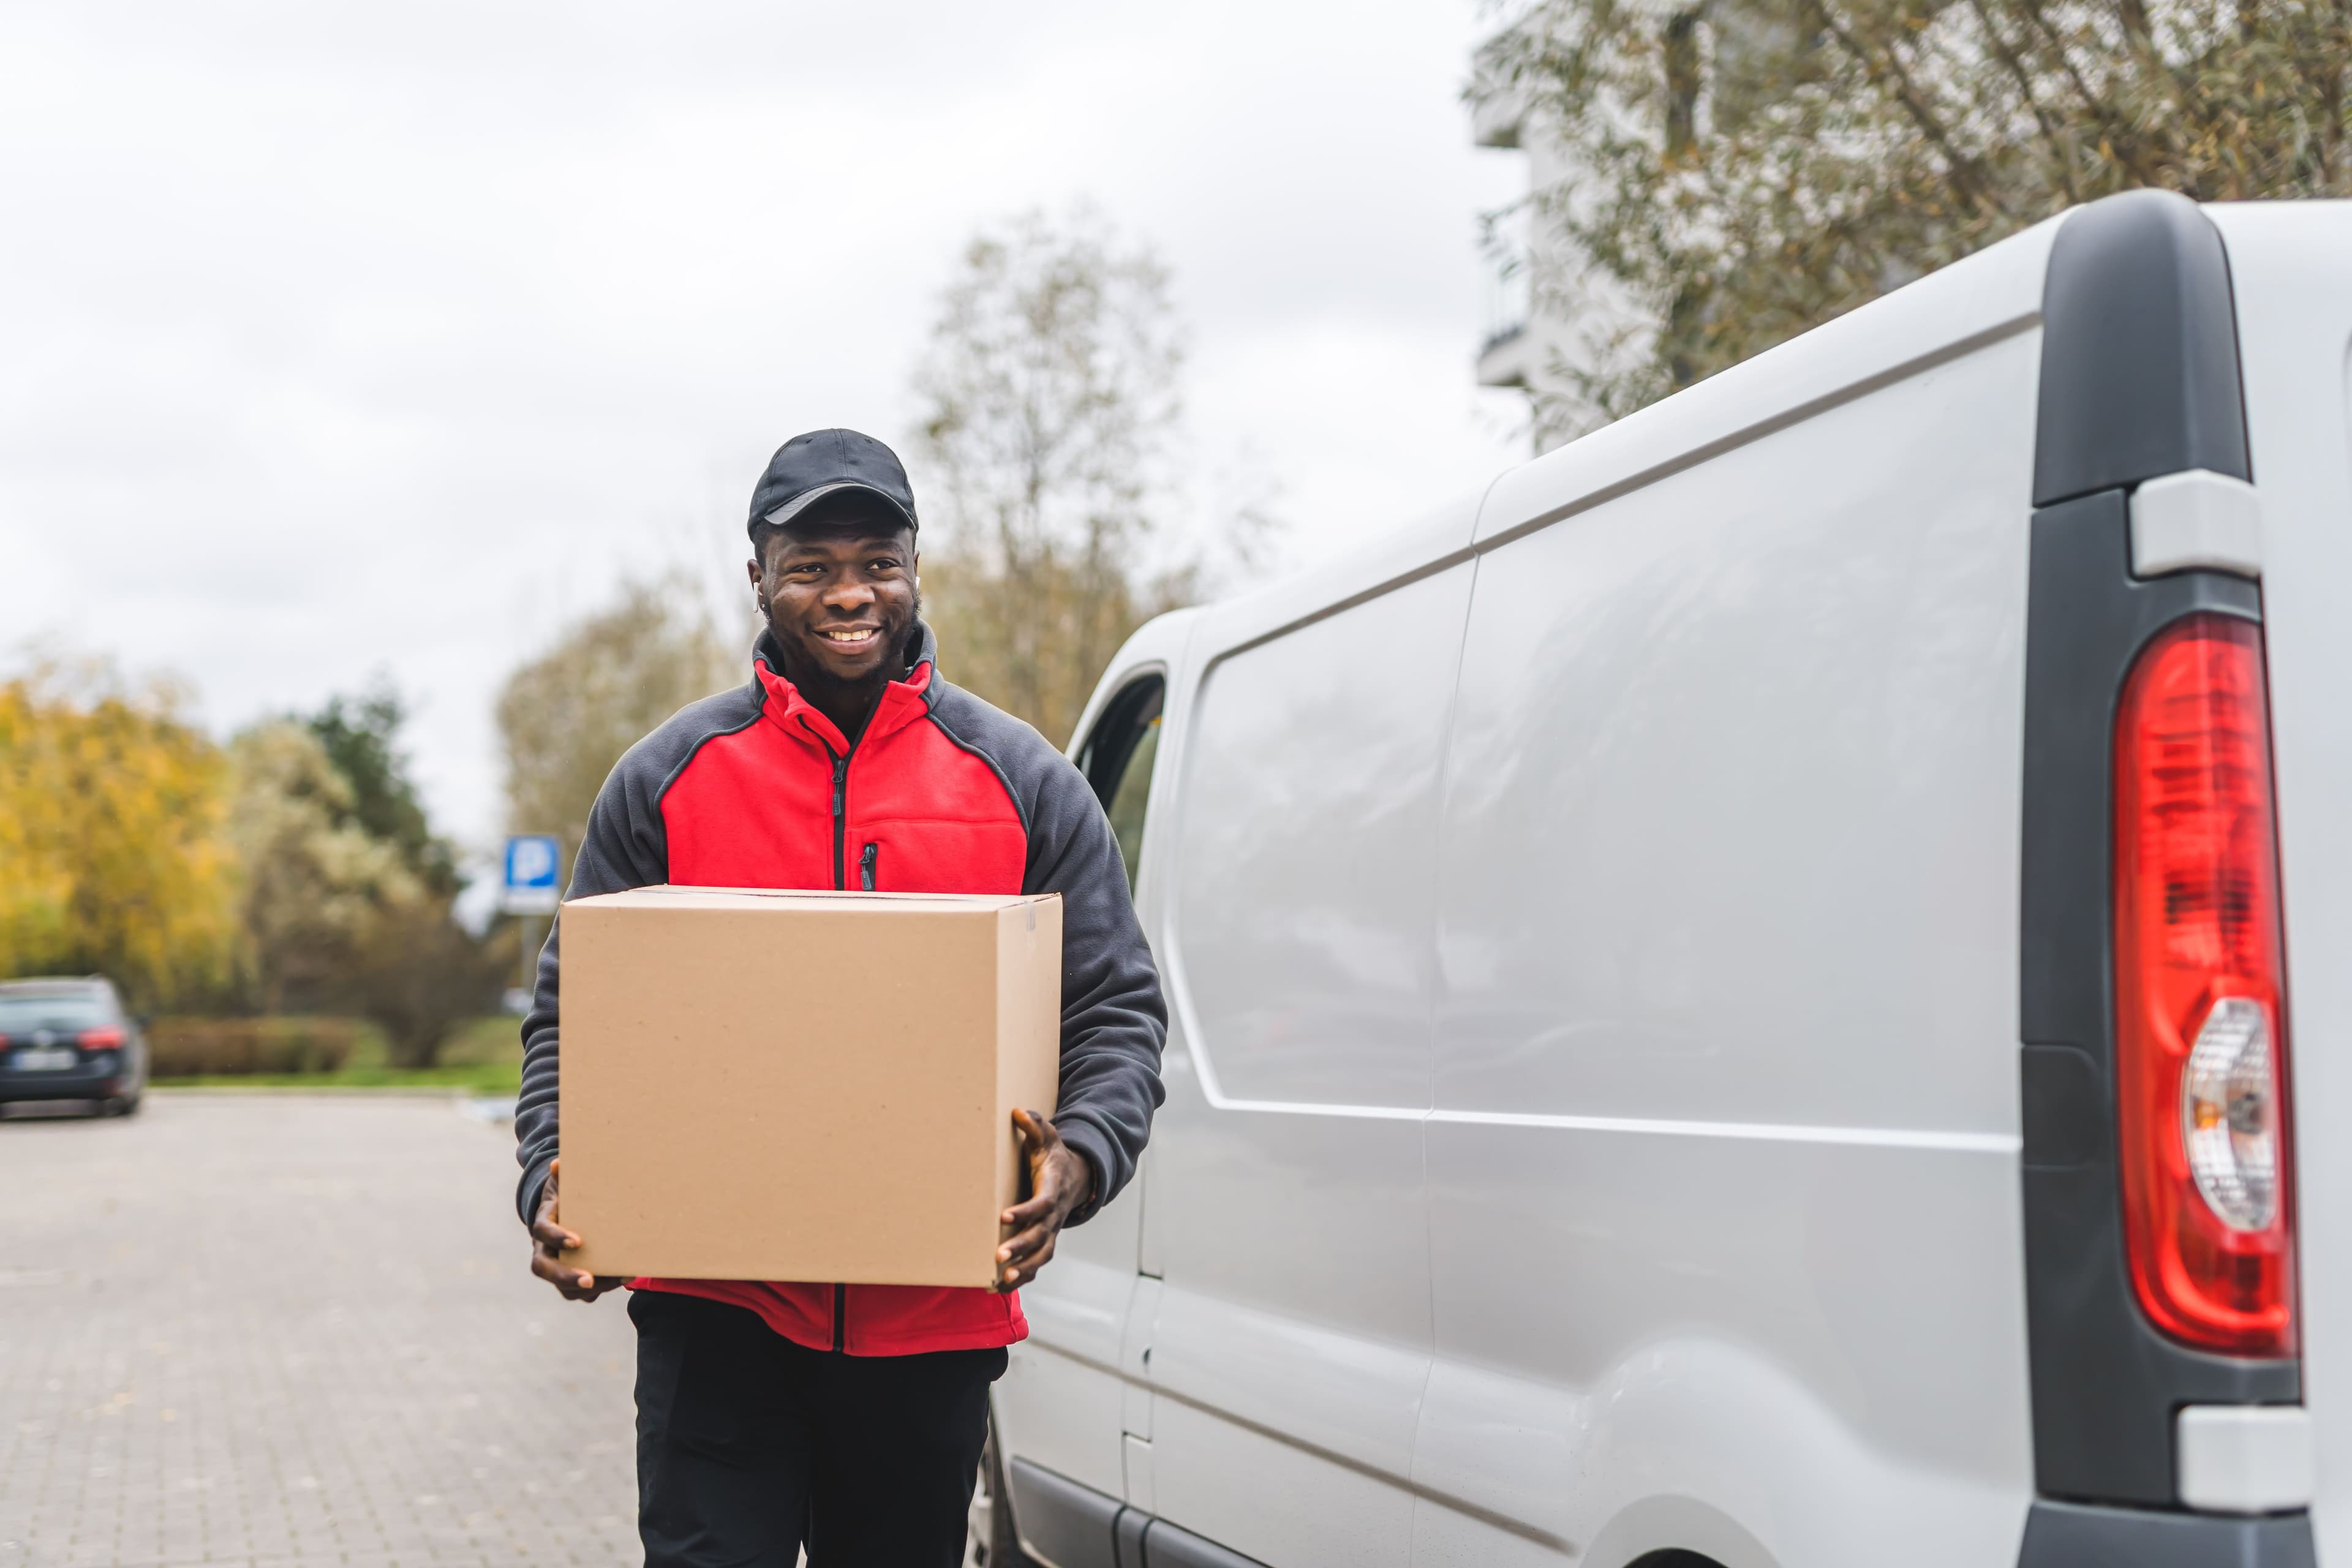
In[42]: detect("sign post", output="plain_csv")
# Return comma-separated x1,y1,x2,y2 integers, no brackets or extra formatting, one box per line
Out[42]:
501,834,563,1011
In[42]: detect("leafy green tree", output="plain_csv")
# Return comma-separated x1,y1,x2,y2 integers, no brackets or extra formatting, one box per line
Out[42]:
307,680,459,898
230,708,502,1067
303,682,499,1060
1484,0,2352,435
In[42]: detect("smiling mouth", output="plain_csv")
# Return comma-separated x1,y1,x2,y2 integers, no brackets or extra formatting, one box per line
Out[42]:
818,627,882,648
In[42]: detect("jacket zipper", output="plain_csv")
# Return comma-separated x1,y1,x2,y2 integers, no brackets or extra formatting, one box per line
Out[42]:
859,842,878,891
825,738,853,1351
829,750,849,891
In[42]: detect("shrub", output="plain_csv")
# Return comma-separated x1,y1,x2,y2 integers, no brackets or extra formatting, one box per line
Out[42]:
147,1016,360,1077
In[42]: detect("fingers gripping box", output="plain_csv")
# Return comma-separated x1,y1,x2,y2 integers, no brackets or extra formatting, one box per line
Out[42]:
556,886,1061,1287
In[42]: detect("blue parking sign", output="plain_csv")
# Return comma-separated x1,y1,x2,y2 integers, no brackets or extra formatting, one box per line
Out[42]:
501,834,563,914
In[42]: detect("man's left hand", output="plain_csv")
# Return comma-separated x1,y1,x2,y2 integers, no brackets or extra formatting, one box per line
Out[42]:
999,1108,1093,1290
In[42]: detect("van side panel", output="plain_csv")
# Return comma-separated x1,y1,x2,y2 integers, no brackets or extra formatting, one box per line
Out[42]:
2204,200,2352,1561
1415,328,2041,1566
1142,563,1472,1567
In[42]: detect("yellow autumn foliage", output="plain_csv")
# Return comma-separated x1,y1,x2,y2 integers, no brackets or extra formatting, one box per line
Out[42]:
0,663,245,1006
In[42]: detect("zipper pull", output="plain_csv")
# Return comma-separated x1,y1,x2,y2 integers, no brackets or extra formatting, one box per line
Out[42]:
859,843,878,892
831,755,847,820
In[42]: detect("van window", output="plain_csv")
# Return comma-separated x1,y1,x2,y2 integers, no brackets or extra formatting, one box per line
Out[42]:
1076,675,1165,891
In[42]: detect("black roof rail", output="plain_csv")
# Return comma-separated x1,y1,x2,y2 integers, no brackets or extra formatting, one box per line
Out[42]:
2033,188,2250,507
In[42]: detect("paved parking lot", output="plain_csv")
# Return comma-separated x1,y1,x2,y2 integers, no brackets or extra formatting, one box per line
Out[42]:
0,1093,640,1568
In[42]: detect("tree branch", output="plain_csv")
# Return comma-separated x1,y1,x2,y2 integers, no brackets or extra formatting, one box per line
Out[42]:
2010,0,2167,184
1967,0,2081,201
1812,0,2011,216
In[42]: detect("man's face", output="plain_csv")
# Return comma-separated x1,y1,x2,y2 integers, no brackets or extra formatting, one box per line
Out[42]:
749,521,919,685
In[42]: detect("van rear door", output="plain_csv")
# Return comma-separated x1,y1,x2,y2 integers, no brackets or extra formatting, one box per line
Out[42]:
2204,200,2352,1562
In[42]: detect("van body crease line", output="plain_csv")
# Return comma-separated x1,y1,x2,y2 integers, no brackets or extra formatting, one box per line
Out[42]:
1019,1340,1576,1555
1189,1095,2018,1153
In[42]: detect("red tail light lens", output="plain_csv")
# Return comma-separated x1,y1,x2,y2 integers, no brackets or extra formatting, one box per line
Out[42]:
77,1027,124,1050
2114,613,2296,1356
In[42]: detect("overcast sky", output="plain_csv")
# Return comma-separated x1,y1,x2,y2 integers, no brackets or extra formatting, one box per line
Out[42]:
0,1,1526,862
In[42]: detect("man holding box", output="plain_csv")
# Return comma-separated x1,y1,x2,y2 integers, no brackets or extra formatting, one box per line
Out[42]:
513,428,1167,1567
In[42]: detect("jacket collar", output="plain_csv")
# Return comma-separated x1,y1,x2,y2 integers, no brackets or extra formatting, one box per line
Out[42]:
752,621,938,755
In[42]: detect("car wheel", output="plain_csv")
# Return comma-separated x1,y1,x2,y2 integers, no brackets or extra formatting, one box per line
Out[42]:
105,1093,140,1118
967,1421,1036,1568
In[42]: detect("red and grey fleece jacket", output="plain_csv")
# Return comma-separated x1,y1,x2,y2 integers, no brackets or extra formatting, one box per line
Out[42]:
513,622,1166,1356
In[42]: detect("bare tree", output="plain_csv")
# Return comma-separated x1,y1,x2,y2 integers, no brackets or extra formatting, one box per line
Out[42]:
496,572,741,881
1483,0,2352,435
910,207,1192,747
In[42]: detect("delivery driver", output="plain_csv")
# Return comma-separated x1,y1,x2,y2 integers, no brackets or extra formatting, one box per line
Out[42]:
513,428,1167,1567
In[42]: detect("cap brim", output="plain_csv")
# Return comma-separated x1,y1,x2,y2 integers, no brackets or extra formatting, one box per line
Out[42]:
761,481,916,533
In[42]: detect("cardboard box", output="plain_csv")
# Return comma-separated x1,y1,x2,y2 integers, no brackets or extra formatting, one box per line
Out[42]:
557,886,1061,1287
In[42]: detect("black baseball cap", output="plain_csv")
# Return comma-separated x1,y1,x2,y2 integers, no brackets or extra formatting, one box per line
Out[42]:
746,428,919,538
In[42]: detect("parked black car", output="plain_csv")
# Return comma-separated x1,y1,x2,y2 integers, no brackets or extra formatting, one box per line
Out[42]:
0,978,146,1116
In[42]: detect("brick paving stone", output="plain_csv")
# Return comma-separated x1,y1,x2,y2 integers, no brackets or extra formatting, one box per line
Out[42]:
0,1093,639,1568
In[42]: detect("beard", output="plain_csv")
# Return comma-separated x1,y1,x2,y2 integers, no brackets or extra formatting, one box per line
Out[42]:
755,582,923,670
897,583,925,673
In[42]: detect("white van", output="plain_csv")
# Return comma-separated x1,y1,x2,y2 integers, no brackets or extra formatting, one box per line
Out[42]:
981,191,2352,1568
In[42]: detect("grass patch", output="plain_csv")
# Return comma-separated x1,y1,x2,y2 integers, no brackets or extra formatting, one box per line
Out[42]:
435,1014,526,1069
154,1061,521,1093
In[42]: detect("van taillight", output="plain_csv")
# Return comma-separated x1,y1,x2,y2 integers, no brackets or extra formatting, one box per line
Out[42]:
77,1027,124,1050
2113,613,2296,1356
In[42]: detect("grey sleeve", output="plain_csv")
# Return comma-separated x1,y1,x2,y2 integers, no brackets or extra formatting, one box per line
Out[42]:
930,687,1168,1224
512,687,760,1227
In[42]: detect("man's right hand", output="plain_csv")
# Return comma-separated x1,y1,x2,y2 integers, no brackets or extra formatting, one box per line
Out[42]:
530,1158,622,1302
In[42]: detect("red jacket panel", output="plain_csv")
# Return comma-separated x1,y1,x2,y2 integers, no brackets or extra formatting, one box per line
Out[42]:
514,624,1167,1357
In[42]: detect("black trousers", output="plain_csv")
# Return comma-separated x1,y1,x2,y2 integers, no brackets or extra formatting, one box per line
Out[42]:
630,1289,1006,1568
